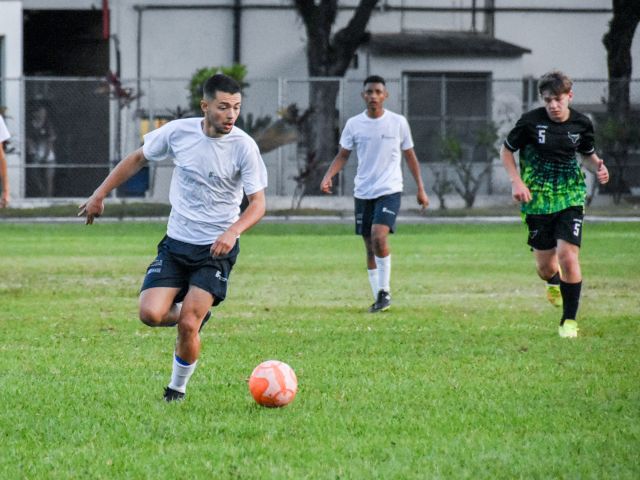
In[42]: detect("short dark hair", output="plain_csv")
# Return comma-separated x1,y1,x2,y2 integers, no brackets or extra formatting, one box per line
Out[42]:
363,75,386,86
538,70,572,96
203,74,242,100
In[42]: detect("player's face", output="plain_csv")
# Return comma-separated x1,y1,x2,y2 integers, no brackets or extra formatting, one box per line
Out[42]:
201,91,242,137
541,90,573,123
362,82,388,115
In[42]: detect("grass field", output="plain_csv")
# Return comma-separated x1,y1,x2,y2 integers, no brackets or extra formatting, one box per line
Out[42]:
1,221,639,479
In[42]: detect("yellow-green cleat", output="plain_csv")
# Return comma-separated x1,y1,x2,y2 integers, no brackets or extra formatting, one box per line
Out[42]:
546,284,563,308
558,320,579,338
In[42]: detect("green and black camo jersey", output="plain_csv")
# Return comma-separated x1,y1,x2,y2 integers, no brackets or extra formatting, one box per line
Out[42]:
504,107,595,215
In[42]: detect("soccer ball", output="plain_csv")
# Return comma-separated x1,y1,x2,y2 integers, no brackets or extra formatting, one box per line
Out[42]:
248,360,298,407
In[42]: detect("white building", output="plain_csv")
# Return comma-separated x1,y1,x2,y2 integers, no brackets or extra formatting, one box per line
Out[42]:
0,0,638,205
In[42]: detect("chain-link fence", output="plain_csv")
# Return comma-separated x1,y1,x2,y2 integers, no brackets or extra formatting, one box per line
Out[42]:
1,76,639,206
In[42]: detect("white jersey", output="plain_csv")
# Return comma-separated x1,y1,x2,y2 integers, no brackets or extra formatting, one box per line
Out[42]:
339,110,414,199
0,115,10,143
142,117,268,245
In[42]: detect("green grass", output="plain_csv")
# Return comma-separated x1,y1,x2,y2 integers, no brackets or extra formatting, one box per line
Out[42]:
0,222,639,479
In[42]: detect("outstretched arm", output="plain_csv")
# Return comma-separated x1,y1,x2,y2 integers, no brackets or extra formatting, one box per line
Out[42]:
500,145,531,203
211,189,266,257
320,148,351,194
0,142,8,208
403,148,429,209
78,147,147,224
582,153,609,185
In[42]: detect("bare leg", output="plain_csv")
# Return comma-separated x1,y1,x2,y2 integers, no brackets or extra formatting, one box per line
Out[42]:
139,287,182,327
371,224,390,258
556,240,581,283
175,286,214,364
533,248,559,281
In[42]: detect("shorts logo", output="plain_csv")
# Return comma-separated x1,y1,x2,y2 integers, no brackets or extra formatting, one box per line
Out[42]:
146,259,162,275
567,132,581,144
382,207,396,216
215,271,228,283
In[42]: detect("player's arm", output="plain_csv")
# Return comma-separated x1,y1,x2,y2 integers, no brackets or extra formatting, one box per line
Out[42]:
78,147,148,224
403,148,429,209
581,152,609,185
500,145,531,203
320,148,351,194
0,141,9,208
211,189,266,257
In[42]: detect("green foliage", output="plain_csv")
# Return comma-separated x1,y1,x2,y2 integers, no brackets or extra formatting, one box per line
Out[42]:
188,63,249,113
1,222,639,478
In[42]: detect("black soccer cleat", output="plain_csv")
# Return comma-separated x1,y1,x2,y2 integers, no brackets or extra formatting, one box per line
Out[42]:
198,311,212,332
368,290,391,313
163,386,185,402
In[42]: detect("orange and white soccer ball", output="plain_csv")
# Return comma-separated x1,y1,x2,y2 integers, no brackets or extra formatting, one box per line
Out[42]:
249,360,298,407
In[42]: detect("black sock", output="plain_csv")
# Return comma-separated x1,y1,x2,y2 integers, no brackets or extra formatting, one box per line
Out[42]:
560,281,582,324
547,272,560,285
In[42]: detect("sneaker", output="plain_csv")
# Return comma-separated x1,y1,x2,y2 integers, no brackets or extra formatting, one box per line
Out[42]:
199,311,212,332
546,284,563,308
163,386,185,402
558,319,578,338
368,290,391,313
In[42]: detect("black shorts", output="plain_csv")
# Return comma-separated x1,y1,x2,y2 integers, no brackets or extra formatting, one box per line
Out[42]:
354,192,401,236
140,235,239,307
525,206,584,250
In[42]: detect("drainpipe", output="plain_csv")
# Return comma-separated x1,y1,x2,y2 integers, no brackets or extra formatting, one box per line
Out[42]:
233,0,242,64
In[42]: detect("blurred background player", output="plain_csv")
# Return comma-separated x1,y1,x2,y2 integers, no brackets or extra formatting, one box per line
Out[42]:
501,70,609,338
0,112,10,207
320,75,429,313
79,74,267,401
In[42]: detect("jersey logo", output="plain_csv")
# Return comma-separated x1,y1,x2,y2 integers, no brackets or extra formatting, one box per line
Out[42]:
567,132,580,144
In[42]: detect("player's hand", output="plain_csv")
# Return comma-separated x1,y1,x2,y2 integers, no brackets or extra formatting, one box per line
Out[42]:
211,229,238,257
596,159,609,185
511,179,532,203
78,194,105,225
320,176,333,194
417,189,429,211
0,191,8,208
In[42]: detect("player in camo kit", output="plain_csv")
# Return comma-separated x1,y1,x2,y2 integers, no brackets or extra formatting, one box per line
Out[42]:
501,70,609,338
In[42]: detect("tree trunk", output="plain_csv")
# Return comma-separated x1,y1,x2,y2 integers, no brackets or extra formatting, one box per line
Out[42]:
293,0,379,203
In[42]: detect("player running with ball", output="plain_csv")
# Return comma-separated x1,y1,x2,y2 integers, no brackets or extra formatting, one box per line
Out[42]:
79,74,267,401
501,70,609,338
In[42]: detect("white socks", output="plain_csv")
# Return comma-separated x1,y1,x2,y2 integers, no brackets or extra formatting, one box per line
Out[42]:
367,269,378,299
374,254,391,293
168,353,197,393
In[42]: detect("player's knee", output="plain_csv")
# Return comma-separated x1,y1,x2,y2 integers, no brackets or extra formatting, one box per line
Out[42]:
139,306,163,327
536,265,557,281
177,314,200,338
371,234,387,255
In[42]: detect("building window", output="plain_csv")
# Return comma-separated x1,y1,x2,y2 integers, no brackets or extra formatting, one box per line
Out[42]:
404,72,492,163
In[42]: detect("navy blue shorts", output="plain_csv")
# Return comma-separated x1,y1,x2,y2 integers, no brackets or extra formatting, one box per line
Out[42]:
140,235,239,307
354,192,401,236
525,206,584,250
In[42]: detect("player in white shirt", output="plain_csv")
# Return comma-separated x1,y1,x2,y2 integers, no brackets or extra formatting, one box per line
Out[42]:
0,114,11,207
79,74,267,402
320,76,429,313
